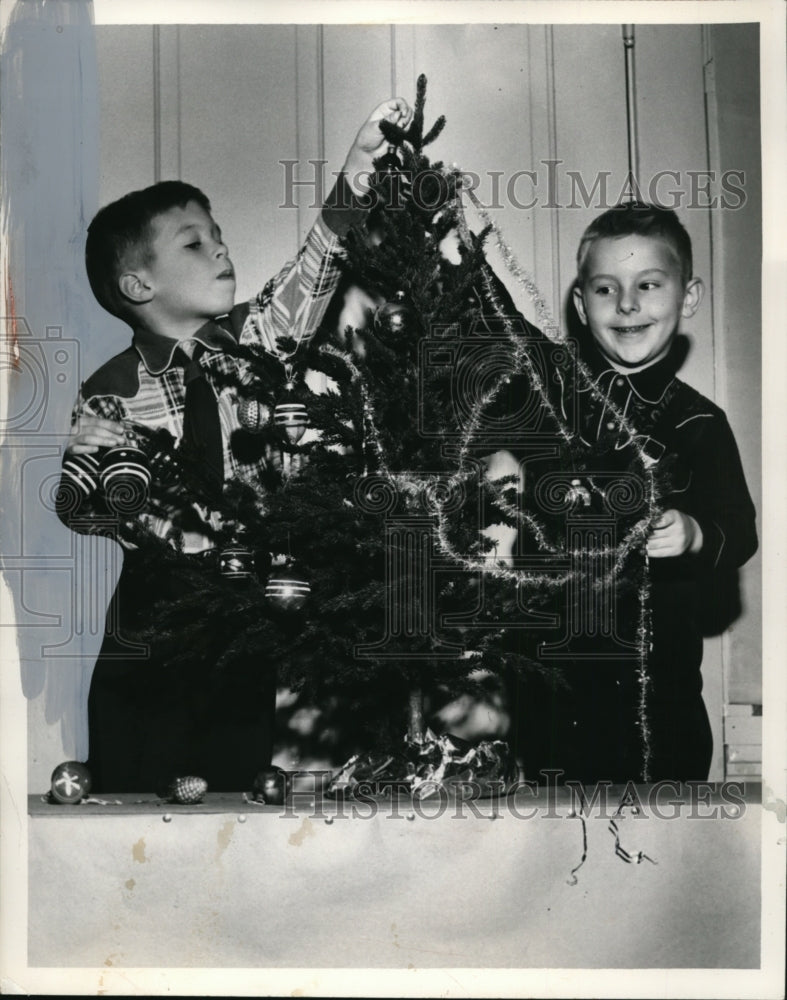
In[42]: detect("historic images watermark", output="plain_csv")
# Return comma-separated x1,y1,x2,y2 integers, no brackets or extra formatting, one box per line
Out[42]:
277,770,749,821
280,159,748,212
0,315,149,661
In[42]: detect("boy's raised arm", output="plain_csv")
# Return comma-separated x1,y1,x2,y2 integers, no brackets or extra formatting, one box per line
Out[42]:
243,99,412,356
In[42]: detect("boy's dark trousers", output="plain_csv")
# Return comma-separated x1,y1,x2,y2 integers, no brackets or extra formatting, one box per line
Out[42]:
507,566,714,784
86,553,276,794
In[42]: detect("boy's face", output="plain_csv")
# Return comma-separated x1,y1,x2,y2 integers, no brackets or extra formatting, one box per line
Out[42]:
572,234,702,372
133,201,236,335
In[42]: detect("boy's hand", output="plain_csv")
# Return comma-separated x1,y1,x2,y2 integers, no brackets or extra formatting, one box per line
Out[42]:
343,98,413,195
647,509,703,558
66,415,127,456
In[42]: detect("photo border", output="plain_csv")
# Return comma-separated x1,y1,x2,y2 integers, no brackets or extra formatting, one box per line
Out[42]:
1,1,784,996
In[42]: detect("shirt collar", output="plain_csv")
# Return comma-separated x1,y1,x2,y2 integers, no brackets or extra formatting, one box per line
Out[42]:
578,335,679,405
133,317,238,376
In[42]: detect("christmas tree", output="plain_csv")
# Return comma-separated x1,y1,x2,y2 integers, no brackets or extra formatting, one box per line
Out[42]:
100,75,661,790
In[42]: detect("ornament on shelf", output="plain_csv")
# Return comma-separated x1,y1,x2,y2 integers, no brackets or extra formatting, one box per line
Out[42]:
251,768,289,805
265,558,311,612
99,444,151,514
273,364,308,445
168,775,208,804
218,541,255,582
49,761,92,804
374,290,416,343
237,396,270,433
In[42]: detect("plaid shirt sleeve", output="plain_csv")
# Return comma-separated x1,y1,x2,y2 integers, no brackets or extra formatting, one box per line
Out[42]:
243,215,344,355
242,176,366,355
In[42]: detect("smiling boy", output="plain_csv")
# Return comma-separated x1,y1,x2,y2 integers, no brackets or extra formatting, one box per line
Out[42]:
56,98,412,793
572,209,706,560
505,202,758,782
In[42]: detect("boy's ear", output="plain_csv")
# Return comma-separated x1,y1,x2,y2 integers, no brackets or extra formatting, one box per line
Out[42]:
572,283,588,325
118,270,154,306
681,277,704,318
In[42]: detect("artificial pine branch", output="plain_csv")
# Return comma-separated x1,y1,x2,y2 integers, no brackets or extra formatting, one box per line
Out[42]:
379,73,446,154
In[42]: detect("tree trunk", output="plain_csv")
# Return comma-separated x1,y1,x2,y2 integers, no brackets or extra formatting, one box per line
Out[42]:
407,686,425,742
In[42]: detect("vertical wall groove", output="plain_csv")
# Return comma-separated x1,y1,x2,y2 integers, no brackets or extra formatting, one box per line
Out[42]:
702,26,724,408
316,24,325,165
390,24,397,97
545,26,561,329
294,25,302,241
622,24,640,190
526,24,537,298
702,25,731,757
152,24,161,182
174,26,181,180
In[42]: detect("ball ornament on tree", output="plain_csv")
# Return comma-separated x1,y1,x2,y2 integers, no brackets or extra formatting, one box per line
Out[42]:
219,542,256,582
374,143,405,177
99,445,151,514
374,291,416,343
372,144,411,212
273,383,308,445
60,452,100,499
49,761,92,804
55,453,100,519
237,397,270,433
265,560,311,612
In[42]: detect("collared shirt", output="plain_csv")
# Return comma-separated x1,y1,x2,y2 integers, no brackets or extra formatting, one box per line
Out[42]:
60,185,364,551
575,343,679,466
569,336,757,573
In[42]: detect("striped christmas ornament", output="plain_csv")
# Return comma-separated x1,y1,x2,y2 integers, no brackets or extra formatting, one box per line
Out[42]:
218,544,255,581
273,396,308,445
99,445,151,514
56,453,100,515
265,564,311,611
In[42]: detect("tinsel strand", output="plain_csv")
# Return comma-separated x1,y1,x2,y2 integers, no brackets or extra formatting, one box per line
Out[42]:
463,182,559,335
566,812,589,886
453,192,576,451
635,555,654,781
608,818,657,865
319,343,390,475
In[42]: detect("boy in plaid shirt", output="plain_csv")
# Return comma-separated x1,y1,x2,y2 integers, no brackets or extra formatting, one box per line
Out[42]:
57,99,412,793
